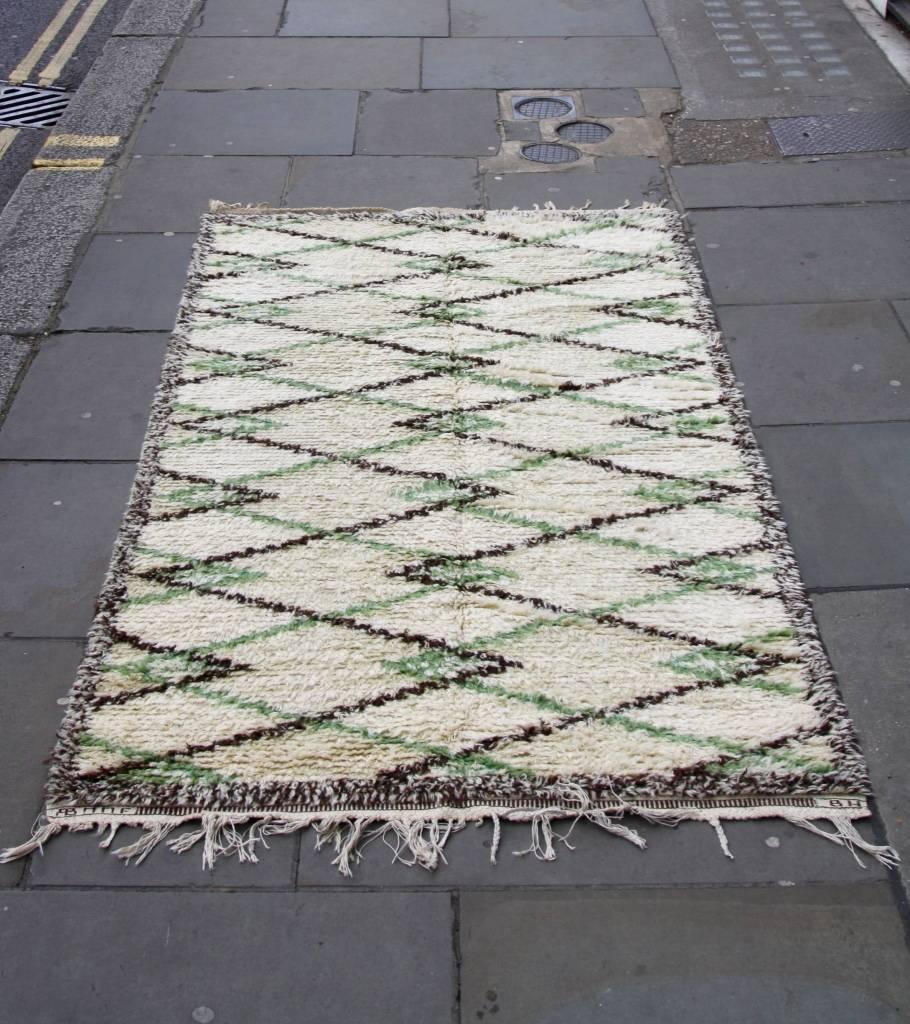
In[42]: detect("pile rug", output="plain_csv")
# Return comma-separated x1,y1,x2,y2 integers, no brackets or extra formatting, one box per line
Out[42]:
3,207,895,873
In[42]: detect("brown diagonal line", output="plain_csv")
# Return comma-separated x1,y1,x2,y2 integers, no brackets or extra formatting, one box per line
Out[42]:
147,468,281,524
76,581,525,783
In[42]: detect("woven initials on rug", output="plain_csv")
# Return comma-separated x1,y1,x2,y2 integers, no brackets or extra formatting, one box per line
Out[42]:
5,207,894,873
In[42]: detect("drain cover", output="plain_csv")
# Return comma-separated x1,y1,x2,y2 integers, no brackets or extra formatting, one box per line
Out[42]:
514,96,573,120
0,82,70,129
557,121,612,144
521,142,581,164
769,110,910,156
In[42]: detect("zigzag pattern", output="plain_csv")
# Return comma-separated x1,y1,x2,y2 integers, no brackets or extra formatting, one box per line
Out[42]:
59,209,852,810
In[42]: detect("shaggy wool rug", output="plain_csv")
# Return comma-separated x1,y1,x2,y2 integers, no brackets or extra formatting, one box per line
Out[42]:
3,207,895,873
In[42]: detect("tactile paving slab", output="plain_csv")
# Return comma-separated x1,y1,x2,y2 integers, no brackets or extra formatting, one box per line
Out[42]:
770,110,910,155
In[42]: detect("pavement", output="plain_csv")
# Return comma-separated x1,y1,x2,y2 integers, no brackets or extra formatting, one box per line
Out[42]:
1,0,910,1021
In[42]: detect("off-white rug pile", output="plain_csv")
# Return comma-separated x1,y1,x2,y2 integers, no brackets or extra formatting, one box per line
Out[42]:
3,207,894,873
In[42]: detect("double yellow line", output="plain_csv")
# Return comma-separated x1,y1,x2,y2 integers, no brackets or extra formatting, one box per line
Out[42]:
1,0,112,160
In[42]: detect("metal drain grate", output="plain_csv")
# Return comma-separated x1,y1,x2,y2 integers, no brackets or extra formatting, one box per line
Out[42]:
521,142,581,164
557,121,612,144
769,110,910,156
0,82,70,129
514,96,573,119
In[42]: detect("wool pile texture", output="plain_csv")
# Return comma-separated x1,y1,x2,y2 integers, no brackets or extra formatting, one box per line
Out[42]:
6,207,888,872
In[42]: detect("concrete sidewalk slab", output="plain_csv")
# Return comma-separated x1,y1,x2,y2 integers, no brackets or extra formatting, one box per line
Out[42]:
0,641,84,887
718,302,910,425
285,156,481,208
356,90,501,156
691,206,910,305
102,156,289,232
673,157,910,208
0,334,167,460
422,38,678,88
0,891,456,1024
813,588,910,884
190,0,284,36
756,423,910,589
450,0,655,37
0,462,135,636
459,885,910,1024
59,234,194,332
164,37,421,89
135,90,358,155
281,0,449,36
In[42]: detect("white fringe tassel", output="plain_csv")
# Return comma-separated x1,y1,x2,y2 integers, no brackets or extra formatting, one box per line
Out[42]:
0,805,899,875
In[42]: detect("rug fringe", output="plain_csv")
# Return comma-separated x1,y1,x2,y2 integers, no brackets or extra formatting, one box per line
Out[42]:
1,803,898,874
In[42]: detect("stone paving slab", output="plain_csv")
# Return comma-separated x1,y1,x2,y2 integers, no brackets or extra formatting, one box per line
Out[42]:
717,302,910,425
164,37,421,89
690,206,910,305
459,884,910,1023
484,160,665,208
0,641,84,887
296,817,885,888
581,88,646,116
190,0,284,36
894,300,910,335
103,156,289,232
755,423,910,589
673,157,910,208
450,0,655,36
285,156,481,209
136,89,358,156
813,589,910,887
0,891,456,1024
356,90,502,156
59,234,195,332
281,0,449,36
0,334,167,460
422,38,678,89
647,0,910,120
0,462,135,637
29,827,298,889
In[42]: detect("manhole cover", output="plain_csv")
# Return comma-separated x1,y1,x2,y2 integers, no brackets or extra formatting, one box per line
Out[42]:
769,110,910,156
557,121,612,144
514,96,573,119
0,82,70,129
521,142,581,164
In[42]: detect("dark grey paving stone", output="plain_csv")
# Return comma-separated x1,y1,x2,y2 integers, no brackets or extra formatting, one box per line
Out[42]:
423,38,678,89
103,156,289,232
460,884,910,1024
60,234,195,332
297,816,886,888
136,90,357,156
582,88,645,117
0,640,84,887
0,462,135,636
894,300,910,336
674,157,910,208
756,423,910,589
691,206,910,305
191,0,285,35
285,156,480,209
451,0,655,36
0,890,455,1023
648,0,910,121
29,825,297,888
485,159,665,208
718,302,910,425
357,90,501,157
813,589,910,893
0,334,167,460
164,37,421,89
282,0,448,36
671,118,778,165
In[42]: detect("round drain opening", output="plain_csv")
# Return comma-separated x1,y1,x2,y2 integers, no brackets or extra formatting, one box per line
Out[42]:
557,120,613,144
515,96,573,119
520,142,581,164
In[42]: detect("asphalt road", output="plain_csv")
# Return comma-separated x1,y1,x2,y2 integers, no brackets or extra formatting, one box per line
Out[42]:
0,0,132,209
